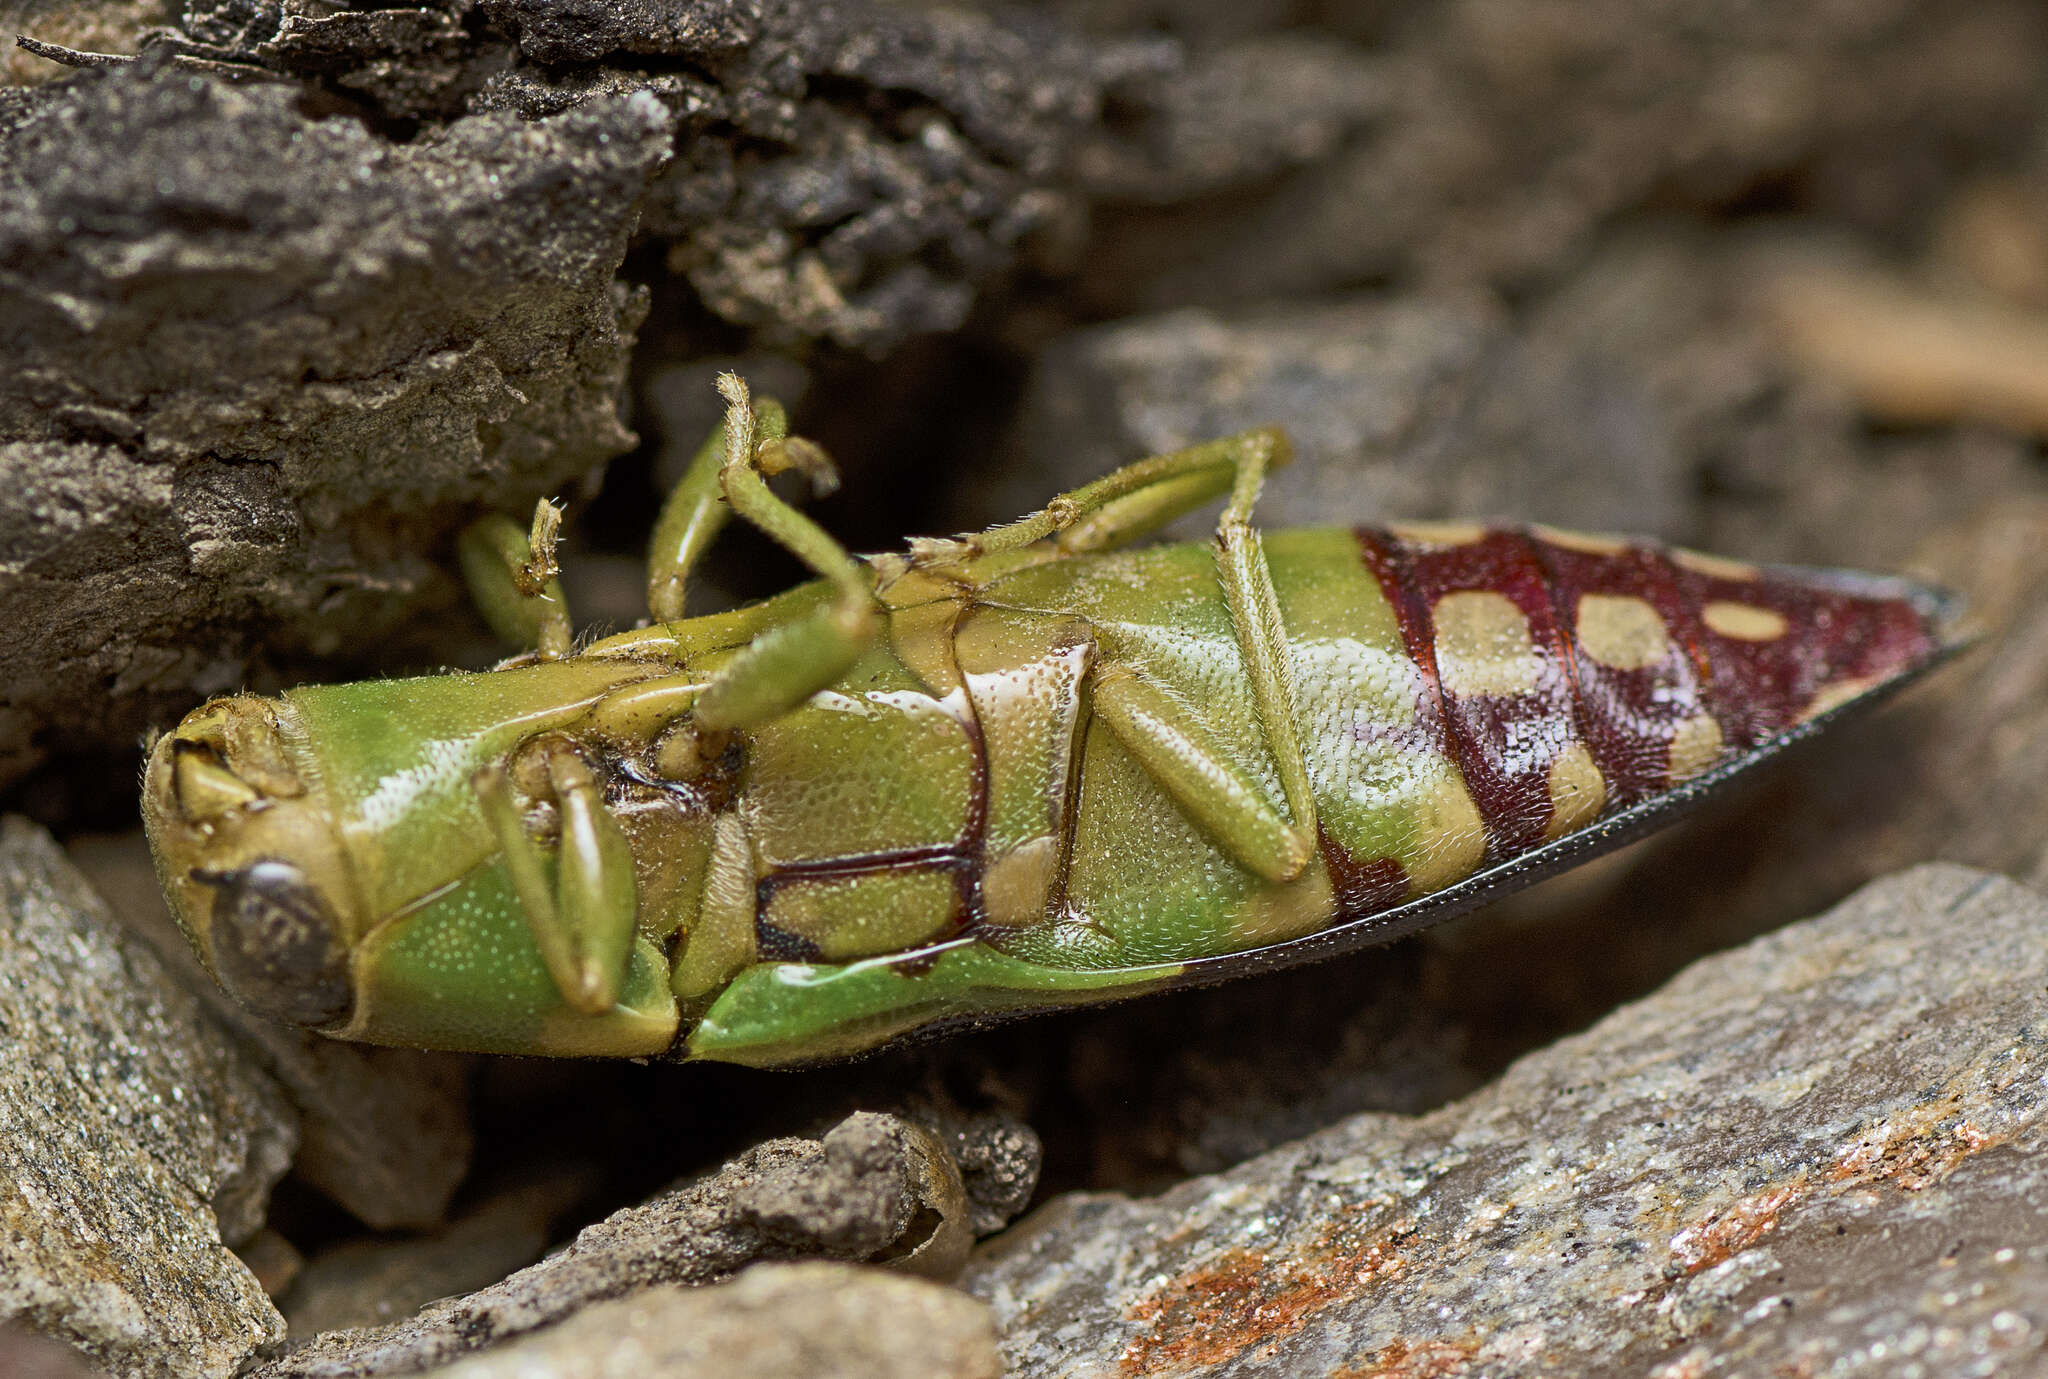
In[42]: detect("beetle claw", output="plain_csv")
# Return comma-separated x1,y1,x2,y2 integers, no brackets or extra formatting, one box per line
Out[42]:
171,742,261,819
907,534,978,568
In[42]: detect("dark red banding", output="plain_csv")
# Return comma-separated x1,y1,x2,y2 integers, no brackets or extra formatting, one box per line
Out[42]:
1662,559,1939,749
1346,522,1946,887
1352,527,1461,787
1522,536,1715,807
1358,528,1586,856
1318,832,1410,917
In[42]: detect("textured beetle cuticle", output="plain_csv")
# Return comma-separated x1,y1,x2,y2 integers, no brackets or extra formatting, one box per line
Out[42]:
137,379,1964,1064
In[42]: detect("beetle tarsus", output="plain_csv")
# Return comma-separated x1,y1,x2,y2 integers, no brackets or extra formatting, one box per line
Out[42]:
472,750,639,1015
459,508,574,660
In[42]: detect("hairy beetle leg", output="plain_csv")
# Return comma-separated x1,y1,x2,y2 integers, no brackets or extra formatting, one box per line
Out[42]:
1213,435,1321,853
459,500,574,660
912,421,1323,867
904,424,1292,567
688,374,883,731
473,745,639,1014
586,674,702,743
644,390,801,624
583,674,735,781
1091,665,1312,884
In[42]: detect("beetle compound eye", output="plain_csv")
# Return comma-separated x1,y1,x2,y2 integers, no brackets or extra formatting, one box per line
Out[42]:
195,860,354,1028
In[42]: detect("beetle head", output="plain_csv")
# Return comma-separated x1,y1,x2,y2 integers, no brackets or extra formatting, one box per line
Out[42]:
143,695,359,1030
143,663,685,1057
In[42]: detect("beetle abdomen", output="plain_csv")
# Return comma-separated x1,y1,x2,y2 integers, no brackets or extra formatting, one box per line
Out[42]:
973,524,1952,970
1353,521,1943,868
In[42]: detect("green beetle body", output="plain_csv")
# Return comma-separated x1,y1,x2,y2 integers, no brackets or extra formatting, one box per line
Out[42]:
144,384,1959,1065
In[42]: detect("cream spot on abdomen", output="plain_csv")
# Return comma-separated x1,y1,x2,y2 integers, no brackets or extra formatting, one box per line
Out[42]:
1533,525,1631,557
982,836,1058,928
1702,601,1790,641
1391,520,1487,547
1543,741,1607,840
1576,594,1671,670
1668,713,1725,782
1798,676,1880,723
1232,853,1336,947
1406,770,1488,893
1672,548,1761,581
1433,590,1542,697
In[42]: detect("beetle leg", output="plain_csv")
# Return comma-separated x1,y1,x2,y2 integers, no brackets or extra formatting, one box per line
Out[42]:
472,746,639,1014
913,426,1321,850
670,812,757,1003
688,373,883,731
584,674,735,782
1211,434,1321,853
458,499,574,660
900,425,1293,567
644,389,816,623
1091,664,1313,884
587,674,701,742
547,750,640,1013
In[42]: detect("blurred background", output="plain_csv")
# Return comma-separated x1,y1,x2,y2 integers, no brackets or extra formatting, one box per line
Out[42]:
4,0,2048,1369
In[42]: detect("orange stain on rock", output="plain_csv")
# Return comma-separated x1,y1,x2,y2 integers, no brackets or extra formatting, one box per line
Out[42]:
1668,1185,1798,1274
1665,1099,2010,1279
1331,1337,1477,1379
1831,1107,2008,1192
1119,1212,1414,1375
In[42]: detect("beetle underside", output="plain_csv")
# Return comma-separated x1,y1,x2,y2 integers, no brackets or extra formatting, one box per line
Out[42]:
143,377,1964,1064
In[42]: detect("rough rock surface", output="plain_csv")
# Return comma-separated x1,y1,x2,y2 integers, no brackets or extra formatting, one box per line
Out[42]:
255,1111,1005,1378
1094,2,2048,308
1070,33,1391,207
0,62,665,788
66,832,474,1232
983,288,1689,543
966,864,2048,1377
280,1178,589,1339
426,1262,1000,1379
0,0,1157,788
0,817,292,1379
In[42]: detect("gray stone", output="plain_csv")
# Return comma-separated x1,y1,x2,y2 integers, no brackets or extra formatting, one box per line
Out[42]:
908,1099,1043,1241
67,832,474,1233
965,864,2048,1377
983,288,1689,542
1561,229,2047,573
281,1177,589,1339
0,60,666,788
427,1262,1000,1379
0,1322,109,1379
0,0,1163,787
1074,34,1392,205
255,1112,983,1378
1117,3,2048,306
142,0,1162,348
627,3,1164,350
0,817,293,1378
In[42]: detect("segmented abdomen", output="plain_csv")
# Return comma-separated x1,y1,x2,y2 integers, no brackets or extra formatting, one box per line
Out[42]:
1352,521,1940,867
